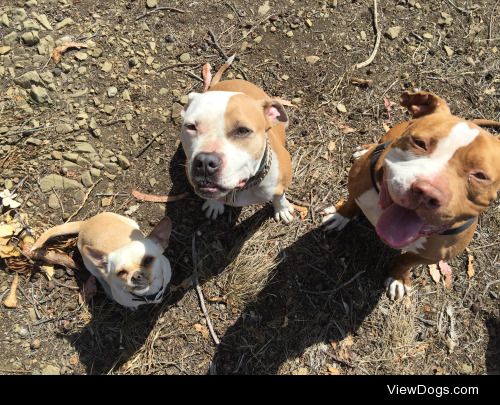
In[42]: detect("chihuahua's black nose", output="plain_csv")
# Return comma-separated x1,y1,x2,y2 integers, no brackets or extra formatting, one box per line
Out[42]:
132,272,146,286
193,152,222,177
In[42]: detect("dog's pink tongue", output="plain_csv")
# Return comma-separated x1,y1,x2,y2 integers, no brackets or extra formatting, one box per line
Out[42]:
376,204,425,248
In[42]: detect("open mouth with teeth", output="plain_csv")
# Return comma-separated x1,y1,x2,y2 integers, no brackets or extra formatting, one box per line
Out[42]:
376,180,449,248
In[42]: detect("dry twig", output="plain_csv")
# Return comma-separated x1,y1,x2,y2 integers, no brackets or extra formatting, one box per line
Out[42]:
65,179,101,223
355,0,380,69
136,6,186,21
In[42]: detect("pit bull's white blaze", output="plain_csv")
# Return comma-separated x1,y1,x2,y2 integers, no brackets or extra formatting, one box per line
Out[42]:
181,91,265,191
384,122,479,200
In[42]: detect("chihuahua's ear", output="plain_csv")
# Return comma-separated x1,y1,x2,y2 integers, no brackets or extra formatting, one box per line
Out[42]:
82,245,108,274
148,216,172,250
401,91,451,118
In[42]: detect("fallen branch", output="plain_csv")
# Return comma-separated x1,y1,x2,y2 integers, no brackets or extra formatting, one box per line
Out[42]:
22,242,78,270
136,6,186,21
191,234,220,346
208,29,229,60
355,0,381,69
135,130,165,158
132,190,189,203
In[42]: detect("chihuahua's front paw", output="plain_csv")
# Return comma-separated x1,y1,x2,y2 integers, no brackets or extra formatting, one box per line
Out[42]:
385,277,411,300
202,199,225,220
321,206,350,231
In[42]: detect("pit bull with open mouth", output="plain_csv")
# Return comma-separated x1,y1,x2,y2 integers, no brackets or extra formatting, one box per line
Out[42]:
31,213,172,309
322,91,500,299
179,58,294,223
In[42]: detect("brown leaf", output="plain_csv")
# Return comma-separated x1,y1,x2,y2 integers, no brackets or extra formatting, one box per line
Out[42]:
467,255,475,278
439,260,453,289
194,323,209,339
51,42,88,64
326,366,341,375
292,204,308,220
68,354,78,366
428,264,441,283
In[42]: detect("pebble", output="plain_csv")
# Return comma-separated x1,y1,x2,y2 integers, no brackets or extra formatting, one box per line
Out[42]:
146,0,158,8
179,53,191,63
305,55,320,64
122,89,131,101
26,137,43,146
30,86,50,104
117,154,131,169
55,18,74,30
336,103,347,113
81,171,93,187
30,339,41,350
0,46,11,55
21,31,40,46
14,71,42,88
386,26,402,40
39,174,83,192
34,14,53,30
101,61,113,72
41,365,60,375
423,32,433,40
55,123,73,134
51,151,63,160
74,51,88,61
444,45,454,57
107,86,118,97
48,193,59,209
75,142,96,154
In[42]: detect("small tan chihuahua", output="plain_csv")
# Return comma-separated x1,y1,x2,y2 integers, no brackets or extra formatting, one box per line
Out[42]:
31,212,172,309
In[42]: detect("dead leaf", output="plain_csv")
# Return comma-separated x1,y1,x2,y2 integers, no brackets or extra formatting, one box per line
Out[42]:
326,366,341,375
439,260,453,289
0,238,20,258
194,323,209,339
0,224,15,238
467,255,474,278
51,42,88,64
428,264,441,283
41,265,54,281
292,204,308,220
382,122,391,132
342,334,354,347
338,122,356,134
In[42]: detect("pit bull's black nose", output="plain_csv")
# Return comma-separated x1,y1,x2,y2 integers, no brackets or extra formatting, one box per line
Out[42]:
193,152,222,177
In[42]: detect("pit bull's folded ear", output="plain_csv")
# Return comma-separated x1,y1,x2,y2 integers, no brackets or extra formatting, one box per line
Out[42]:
82,245,108,273
401,91,451,118
148,216,172,250
263,99,289,127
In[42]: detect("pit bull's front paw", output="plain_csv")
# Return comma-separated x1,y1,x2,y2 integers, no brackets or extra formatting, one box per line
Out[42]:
385,277,411,300
202,199,225,220
272,194,294,224
321,206,350,231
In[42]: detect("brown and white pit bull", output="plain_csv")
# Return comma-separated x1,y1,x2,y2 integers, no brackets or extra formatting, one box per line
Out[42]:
322,91,500,300
179,58,294,223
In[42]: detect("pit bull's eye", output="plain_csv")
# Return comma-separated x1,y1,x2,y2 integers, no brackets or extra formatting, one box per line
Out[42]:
184,123,197,132
412,137,427,151
235,127,252,137
471,171,489,181
116,269,128,279
142,256,154,267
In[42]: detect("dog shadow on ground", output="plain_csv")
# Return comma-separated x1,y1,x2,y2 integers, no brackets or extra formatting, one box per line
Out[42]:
485,317,499,375
212,216,393,374
68,143,271,374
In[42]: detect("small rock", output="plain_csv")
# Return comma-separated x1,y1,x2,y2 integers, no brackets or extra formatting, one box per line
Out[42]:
179,53,191,63
103,105,115,115
74,51,88,61
286,31,294,38
55,124,73,134
18,326,29,338
171,102,184,119
75,142,96,154
62,152,78,162
101,61,113,72
336,103,347,113
14,71,42,88
0,13,10,27
34,14,53,30
386,26,402,40
26,137,43,146
444,45,454,57
47,193,59,209
128,57,139,67
117,155,131,169
258,1,271,16
101,196,113,207
149,178,157,187
41,365,60,375
360,30,367,41
30,86,50,104
39,174,83,192
122,89,131,101
30,339,41,350
0,46,11,55
55,18,74,30
107,86,118,97
305,55,320,64
90,168,101,177
12,8,28,22
21,31,40,46
146,0,158,8
423,32,433,40
51,151,63,160
81,171,93,187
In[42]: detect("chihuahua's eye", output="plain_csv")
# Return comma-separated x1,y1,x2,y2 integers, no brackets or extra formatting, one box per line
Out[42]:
412,137,427,151
471,171,489,181
235,127,252,137
184,123,197,131
116,269,128,279
142,256,154,267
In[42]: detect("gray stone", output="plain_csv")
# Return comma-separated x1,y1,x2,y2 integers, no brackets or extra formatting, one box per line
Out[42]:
26,137,43,146
89,117,98,130
41,365,60,375
55,18,74,30
171,102,183,119
40,71,54,84
23,19,41,31
179,53,191,63
386,26,402,40
74,51,88,61
48,193,59,209
12,8,28,22
34,14,53,30
62,152,78,163
0,14,10,27
90,168,101,177
75,142,96,154
14,71,42,88
107,86,118,97
30,86,50,104
122,89,131,101
3,32,18,45
51,151,63,160
117,154,131,169
92,161,105,169
39,174,83,192
101,61,112,72
81,171,93,187
146,0,158,8
21,31,40,46
55,124,73,134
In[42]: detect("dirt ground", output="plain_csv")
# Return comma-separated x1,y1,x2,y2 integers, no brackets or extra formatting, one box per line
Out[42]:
0,0,499,375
